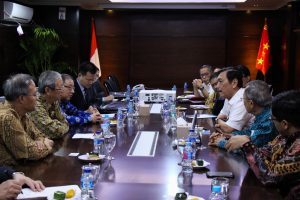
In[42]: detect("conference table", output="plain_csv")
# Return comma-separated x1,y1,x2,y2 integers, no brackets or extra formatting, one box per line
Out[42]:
17,101,282,200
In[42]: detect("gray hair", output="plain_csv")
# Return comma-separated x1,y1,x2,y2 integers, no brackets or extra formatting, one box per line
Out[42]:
200,65,213,73
244,80,272,107
3,74,34,101
38,70,62,94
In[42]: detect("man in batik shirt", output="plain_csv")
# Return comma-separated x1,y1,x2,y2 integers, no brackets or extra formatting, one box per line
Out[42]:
0,74,53,166
28,71,69,139
60,74,101,125
225,90,300,198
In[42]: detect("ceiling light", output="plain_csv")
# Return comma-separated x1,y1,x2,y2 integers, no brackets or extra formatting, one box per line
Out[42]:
109,0,246,3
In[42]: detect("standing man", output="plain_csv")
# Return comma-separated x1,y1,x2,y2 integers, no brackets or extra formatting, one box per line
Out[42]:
28,71,69,139
193,65,214,98
0,74,53,166
70,62,113,111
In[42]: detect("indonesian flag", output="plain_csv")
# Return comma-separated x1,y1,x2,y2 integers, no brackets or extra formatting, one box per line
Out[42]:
255,19,271,76
90,19,101,76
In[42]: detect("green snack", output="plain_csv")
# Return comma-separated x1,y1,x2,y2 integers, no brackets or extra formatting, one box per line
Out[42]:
196,159,204,166
54,191,66,200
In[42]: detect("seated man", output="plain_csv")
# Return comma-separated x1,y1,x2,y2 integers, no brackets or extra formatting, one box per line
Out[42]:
60,74,102,125
205,71,224,115
209,80,277,149
192,65,214,98
235,64,251,88
225,90,300,198
70,62,113,110
0,166,44,199
28,71,69,139
0,74,53,166
214,68,254,133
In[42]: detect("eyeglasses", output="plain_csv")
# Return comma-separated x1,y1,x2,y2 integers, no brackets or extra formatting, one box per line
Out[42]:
64,85,75,90
269,116,278,121
200,73,210,77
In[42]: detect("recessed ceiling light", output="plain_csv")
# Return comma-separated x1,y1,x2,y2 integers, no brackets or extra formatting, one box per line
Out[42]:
109,0,246,3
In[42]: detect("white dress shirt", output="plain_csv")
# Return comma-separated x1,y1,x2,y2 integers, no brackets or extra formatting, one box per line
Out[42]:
219,88,254,131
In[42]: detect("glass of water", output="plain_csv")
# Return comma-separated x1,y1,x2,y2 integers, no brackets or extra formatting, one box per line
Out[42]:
104,134,116,160
211,177,229,198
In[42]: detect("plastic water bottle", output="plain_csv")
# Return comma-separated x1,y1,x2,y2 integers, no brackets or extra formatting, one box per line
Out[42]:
209,185,225,200
127,100,134,119
93,131,103,154
161,101,170,122
126,84,131,103
117,108,124,128
81,167,94,199
172,85,177,91
182,142,193,174
183,82,188,93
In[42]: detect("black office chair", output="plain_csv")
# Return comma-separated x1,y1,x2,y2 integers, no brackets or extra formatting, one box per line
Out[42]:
108,75,121,91
104,79,119,93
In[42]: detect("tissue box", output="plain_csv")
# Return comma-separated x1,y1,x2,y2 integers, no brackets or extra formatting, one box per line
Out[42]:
176,125,190,139
138,104,150,116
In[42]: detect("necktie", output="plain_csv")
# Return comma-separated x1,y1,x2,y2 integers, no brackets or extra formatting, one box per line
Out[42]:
84,88,90,103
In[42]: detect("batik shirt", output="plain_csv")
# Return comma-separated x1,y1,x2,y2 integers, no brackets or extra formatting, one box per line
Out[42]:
242,132,300,187
217,107,277,149
0,101,52,166
60,101,92,125
28,95,69,139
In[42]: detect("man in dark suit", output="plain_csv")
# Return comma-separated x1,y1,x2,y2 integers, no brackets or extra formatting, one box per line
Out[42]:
70,62,113,110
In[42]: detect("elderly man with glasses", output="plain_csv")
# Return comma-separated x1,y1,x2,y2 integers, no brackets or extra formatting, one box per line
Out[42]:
192,65,214,98
0,74,53,166
209,80,277,149
28,71,69,139
225,90,300,199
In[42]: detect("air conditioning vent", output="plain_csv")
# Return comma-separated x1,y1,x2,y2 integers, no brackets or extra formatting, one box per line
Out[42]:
3,1,33,23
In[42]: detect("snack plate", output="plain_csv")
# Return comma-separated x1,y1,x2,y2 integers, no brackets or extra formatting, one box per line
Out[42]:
192,159,210,169
78,154,105,162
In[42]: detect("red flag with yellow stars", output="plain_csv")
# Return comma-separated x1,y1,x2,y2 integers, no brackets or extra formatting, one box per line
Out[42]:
256,19,271,76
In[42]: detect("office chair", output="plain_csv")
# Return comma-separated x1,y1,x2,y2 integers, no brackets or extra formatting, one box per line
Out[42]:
108,75,121,91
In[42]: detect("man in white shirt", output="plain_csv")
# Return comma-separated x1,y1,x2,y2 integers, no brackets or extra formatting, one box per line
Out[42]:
192,65,214,98
214,68,254,133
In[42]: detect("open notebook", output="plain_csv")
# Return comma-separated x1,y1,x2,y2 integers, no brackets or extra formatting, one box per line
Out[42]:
17,185,81,200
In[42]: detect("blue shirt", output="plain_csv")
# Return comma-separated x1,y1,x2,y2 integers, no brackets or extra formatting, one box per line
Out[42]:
60,101,92,125
218,107,278,149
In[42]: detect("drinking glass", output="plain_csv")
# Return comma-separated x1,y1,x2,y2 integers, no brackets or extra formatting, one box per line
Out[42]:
211,177,229,198
104,134,116,160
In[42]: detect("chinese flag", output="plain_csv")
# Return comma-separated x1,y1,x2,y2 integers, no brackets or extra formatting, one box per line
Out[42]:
255,19,271,76
90,18,101,76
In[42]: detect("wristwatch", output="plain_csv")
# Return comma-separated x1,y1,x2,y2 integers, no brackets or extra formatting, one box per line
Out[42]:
199,86,204,90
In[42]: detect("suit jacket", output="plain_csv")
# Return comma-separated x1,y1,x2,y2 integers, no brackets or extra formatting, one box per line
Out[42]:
70,79,103,110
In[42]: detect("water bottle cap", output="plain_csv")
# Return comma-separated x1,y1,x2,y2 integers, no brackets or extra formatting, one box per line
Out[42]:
95,131,101,135
189,129,195,133
212,185,221,192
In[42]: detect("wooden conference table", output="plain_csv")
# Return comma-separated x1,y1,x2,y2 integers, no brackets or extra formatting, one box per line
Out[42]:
17,103,282,200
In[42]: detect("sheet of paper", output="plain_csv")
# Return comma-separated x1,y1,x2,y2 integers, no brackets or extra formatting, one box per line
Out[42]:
186,114,217,119
150,103,162,114
17,185,81,200
68,153,79,157
72,133,94,139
